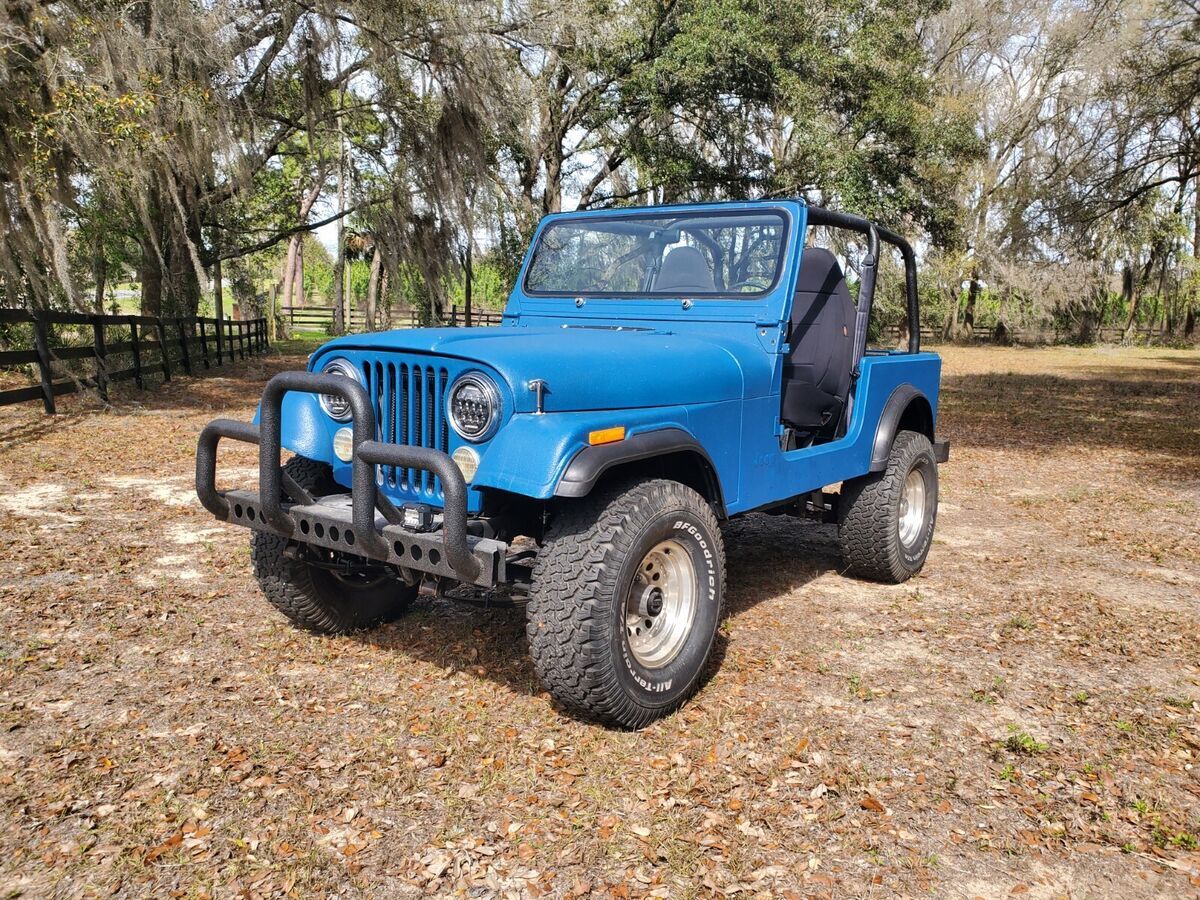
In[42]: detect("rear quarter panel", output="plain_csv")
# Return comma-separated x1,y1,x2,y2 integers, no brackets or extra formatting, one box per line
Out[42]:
715,352,942,514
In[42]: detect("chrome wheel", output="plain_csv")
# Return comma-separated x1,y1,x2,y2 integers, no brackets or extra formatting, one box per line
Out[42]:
624,539,697,668
897,467,927,549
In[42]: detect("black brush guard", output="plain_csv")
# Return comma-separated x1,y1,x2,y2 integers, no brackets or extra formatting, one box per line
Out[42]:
195,371,505,587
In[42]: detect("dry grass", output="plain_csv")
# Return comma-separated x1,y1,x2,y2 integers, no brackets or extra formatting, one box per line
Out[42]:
0,344,1198,897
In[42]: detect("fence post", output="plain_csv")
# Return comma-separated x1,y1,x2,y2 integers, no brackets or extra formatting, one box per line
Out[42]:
91,314,108,404
261,317,269,350
450,304,458,326
130,320,144,388
155,318,171,381
177,318,193,376
198,318,210,369
32,310,56,415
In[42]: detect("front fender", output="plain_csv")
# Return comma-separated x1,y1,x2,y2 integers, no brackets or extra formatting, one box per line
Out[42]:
252,393,338,465
471,406,694,499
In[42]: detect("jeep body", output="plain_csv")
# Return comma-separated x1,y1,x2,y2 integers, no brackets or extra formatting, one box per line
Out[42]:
198,200,947,727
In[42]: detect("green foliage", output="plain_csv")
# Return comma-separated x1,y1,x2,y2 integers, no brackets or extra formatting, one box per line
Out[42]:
0,0,1193,345
447,262,509,310
624,0,978,239
1003,729,1048,755
301,236,335,303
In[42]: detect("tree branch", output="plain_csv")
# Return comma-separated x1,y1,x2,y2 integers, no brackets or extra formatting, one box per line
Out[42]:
210,199,379,264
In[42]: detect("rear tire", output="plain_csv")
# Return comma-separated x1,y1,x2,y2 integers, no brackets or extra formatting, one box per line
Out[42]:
838,430,938,583
251,456,416,634
527,478,725,729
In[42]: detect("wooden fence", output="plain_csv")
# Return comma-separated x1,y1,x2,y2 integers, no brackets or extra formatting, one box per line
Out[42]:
0,308,267,414
878,323,1164,345
282,304,503,333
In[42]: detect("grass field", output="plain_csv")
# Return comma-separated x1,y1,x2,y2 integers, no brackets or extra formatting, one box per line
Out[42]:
0,344,1197,897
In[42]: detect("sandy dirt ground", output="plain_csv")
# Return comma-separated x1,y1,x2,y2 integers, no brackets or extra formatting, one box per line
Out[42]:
0,343,1197,898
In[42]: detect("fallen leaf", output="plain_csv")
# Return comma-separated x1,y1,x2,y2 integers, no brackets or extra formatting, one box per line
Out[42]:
861,795,886,813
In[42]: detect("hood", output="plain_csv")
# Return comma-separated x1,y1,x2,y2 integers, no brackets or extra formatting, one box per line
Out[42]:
313,324,748,413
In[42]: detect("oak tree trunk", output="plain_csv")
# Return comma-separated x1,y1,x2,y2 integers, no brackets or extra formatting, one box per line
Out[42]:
463,239,473,328
365,248,381,332
91,235,107,314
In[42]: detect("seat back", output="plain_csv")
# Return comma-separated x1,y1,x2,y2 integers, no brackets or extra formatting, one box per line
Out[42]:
780,247,855,435
655,246,715,293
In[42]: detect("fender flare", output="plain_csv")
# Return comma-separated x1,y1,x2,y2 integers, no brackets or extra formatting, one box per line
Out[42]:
869,385,933,472
554,427,724,511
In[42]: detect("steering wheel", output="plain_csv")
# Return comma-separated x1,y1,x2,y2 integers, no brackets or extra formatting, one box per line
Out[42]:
728,277,771,293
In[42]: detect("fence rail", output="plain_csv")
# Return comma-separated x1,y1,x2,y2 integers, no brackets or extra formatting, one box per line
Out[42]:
282,304,504,333
0,309,267,414
878,323,1164,345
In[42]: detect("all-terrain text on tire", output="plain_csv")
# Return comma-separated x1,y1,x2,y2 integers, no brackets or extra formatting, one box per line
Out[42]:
528,479,725,729
197,199,949,728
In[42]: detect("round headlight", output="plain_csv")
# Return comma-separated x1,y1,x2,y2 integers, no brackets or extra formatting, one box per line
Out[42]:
447,373,500,442
318,358,362,421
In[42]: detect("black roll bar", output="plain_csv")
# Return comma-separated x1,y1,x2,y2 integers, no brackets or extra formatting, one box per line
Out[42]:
804,206,920,354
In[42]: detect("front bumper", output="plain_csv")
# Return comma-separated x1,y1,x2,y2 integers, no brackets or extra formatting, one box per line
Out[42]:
195,371,506,587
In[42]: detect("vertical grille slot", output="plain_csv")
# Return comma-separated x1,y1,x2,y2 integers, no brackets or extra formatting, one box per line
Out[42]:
399,363,410,488
383,362,396,487
412,365,424,491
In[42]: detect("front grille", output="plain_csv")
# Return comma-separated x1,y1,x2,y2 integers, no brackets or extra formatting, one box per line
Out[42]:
361,360,450,499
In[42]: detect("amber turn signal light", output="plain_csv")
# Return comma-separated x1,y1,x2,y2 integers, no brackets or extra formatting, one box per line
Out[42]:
588,426,626,446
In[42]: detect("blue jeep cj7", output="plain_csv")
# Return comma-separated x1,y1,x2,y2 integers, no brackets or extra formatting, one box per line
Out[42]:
197,200,948,728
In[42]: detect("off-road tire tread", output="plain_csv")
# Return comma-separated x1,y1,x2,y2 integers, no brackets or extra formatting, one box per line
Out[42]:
251,456,414,635
838,430,935,583
527,478,725,729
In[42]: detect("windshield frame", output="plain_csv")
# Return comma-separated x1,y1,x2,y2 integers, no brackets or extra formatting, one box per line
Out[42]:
521,207,792,300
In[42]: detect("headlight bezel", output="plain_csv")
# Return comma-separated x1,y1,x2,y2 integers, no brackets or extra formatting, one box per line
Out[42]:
446,372,501,443
317,357,362,421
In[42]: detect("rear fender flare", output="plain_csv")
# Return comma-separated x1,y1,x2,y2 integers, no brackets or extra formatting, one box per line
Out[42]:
869,385,933,472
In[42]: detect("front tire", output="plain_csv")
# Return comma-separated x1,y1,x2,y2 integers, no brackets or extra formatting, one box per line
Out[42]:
526,478,725,729
251,456,417,634
838,430,938,583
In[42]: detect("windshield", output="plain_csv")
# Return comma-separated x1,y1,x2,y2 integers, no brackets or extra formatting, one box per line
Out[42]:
524,209,788,298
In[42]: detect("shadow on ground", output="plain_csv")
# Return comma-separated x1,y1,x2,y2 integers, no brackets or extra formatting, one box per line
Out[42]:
349,513,841,709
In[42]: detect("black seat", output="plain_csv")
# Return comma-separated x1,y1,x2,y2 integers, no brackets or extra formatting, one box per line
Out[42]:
780,247,855,438
655,246,715,293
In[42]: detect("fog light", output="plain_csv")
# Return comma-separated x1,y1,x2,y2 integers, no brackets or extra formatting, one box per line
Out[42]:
402,503,434,532
452,446,480,483
332,427,354,462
